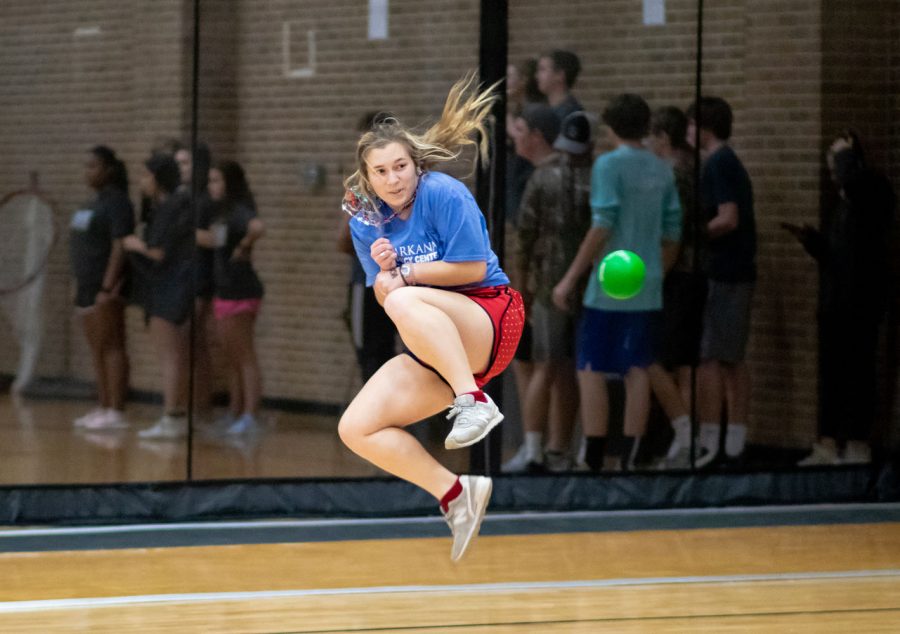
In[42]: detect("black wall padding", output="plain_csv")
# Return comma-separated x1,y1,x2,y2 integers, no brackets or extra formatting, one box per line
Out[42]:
0,464,896,526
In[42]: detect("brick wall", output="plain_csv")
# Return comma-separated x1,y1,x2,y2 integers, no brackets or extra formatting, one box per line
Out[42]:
0,1,189,394
509,0,823,446
1,1,897,447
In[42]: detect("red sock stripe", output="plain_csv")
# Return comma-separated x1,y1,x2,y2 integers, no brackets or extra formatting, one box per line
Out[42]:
463,390,487,403
440,477,463,512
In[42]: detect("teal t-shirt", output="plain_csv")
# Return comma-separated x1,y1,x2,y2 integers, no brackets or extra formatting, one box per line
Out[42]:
583,145,682,311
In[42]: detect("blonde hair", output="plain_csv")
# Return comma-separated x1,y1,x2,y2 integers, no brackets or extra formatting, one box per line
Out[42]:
344,72,500,202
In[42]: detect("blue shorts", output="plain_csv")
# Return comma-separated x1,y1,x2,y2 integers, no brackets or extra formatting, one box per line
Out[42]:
576,307,658,375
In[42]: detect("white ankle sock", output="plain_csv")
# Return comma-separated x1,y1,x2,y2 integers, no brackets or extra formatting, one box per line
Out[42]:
725,423,747,457
671,415,691,446
525,432,543,460
700,422,720,453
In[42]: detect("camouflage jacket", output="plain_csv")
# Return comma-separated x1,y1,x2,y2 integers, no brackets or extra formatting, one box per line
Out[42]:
517,153,592,305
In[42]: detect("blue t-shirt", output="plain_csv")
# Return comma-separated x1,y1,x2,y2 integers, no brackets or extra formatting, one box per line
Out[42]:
583,145,682,311
349,171,508,290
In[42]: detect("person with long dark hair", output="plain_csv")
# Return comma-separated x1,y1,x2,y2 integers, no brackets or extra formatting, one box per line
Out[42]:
70,145,134,429
788,132,895,465
175,142,216,422
123,153,194,439
198,160,265,435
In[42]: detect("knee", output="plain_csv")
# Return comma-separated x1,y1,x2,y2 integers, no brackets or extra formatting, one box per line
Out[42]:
337,414,363,450
382,287,419,325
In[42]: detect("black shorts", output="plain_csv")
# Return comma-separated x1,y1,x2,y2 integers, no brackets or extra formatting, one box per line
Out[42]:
657,271,706,368
513,320,533,363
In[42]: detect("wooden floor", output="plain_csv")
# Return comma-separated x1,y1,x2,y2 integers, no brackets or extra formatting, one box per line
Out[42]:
1,521,899,632
0,393,467,484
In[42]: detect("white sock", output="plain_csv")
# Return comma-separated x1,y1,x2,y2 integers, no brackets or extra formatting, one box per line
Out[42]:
700,422,720,453
725,423,747,457
525,432,543,461
671,415,691,446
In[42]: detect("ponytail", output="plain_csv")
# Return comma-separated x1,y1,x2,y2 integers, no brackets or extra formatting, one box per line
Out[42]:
344,72,500,202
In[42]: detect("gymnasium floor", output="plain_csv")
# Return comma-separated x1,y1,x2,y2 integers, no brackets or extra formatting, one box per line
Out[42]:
0,394,466,484
1,504,899,632
3,395,900,631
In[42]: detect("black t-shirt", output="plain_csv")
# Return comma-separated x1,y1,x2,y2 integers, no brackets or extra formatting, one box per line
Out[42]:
212,202,264,300
69,186,135,289
131,190,195,323
701,145,757,282
192,190,216,297
552,94,583,121
819,169,895,317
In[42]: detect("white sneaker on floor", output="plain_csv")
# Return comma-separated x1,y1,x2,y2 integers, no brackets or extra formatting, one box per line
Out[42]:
797,442,840,467
694,423,720,468
81,409,129,431
443,475,492,562
444,393,504,450
501,444,543,473
225,413,259,436
544,451,572,473
138,415,187,440
841,441,871,465
73,408,105,428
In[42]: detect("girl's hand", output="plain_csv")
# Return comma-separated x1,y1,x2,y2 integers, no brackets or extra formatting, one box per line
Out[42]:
231,243,252,261
122,235,143,253
370,237,397,271
374,268,405,301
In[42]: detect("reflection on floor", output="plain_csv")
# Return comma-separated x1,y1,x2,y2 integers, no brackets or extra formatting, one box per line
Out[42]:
0,393,468,485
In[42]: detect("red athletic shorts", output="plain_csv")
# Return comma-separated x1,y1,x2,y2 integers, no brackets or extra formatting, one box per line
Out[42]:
405,285,525,389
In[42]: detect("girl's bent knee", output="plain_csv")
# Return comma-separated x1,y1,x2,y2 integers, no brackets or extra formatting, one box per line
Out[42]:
382,286,419,322
337,415,363,448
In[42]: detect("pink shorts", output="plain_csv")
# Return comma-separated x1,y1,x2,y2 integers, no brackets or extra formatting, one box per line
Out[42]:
213,298,262,320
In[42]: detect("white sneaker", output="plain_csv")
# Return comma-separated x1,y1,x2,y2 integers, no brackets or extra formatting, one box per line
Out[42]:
501,444,543,473
81,409,129,431
798,442,840,467
73,408,105,428
695,423,720,468
665,440,692,469
443,475,492,562
841,441,871,465
138,414,187,440
225,413,259,436
544,451,572,473
444,393,504,450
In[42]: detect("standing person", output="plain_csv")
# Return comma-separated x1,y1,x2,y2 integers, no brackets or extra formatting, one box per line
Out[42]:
504,58,546,447
198,160,266,435
788,132,895,465
69,146,134,430
506,58,546,225
535,50,583,121
175,142,215,422
123,153,195,440
646,106,706,467
337,112,398,383
338,75,525,562
687,97,757,466
504,109,593,473
552,94,682,472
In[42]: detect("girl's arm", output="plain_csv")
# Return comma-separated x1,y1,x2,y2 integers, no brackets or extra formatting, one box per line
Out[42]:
398,260,486,288
233,218,265,260
96,239,127,299
122,234,164,262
